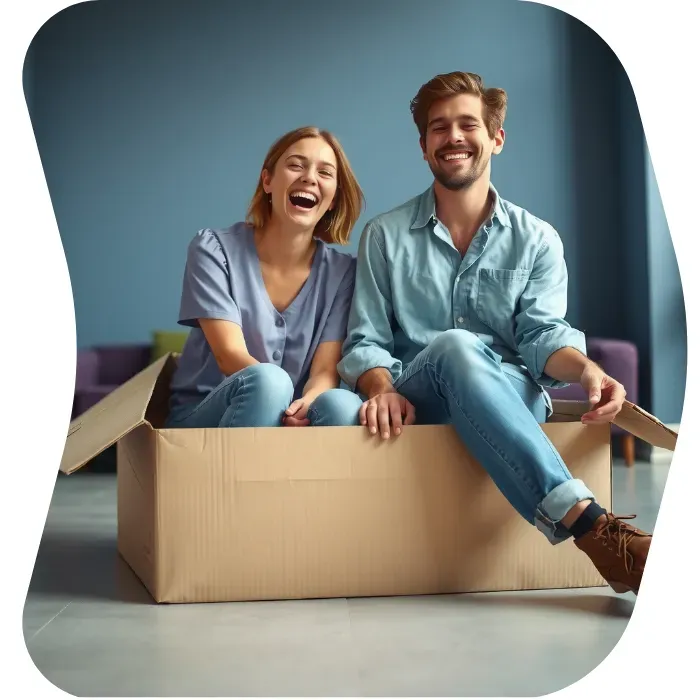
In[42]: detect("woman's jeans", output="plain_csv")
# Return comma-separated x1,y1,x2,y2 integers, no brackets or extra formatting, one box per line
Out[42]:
165,363,363,429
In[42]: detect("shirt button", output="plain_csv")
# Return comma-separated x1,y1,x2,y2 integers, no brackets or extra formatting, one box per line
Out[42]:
457,317,464,324
273,350,282,361
275,318,284,328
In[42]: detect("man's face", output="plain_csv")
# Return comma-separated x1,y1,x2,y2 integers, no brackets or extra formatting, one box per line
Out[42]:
421,93,504,191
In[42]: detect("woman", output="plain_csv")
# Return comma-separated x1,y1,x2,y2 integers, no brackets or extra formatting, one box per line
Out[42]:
165,126,365,429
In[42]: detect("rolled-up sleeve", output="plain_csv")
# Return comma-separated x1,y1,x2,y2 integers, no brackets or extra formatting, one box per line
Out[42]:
338,221,402,390
514,228,586,388
178,229,241,328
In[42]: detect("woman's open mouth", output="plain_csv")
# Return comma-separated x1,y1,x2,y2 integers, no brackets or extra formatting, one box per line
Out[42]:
288,190,319,211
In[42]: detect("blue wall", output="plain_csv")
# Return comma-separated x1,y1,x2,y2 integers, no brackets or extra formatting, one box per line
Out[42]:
646,151,687,424
25,0,685,422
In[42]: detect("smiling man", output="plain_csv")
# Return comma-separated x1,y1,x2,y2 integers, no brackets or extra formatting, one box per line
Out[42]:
338,71,652,596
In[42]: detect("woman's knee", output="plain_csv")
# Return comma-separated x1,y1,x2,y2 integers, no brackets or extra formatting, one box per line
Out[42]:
239,363,293,398
308,388,363,426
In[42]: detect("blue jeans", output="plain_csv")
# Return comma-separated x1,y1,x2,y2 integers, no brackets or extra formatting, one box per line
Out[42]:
393,329,595,545
166,363,363,429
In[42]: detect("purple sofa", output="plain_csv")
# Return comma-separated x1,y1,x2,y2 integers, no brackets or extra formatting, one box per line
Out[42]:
72,344,152,419
546,338,639,466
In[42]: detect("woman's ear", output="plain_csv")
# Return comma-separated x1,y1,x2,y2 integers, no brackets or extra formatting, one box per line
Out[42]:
261,168,272,194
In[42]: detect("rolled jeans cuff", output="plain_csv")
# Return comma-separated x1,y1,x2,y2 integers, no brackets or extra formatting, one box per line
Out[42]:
534,478,596,544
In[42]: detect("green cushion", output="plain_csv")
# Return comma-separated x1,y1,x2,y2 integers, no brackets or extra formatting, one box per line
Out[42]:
151,330,189,362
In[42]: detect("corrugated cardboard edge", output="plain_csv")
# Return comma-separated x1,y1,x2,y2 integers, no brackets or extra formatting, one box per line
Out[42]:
59,353,175,475
116,425,161,602
550,399,678,451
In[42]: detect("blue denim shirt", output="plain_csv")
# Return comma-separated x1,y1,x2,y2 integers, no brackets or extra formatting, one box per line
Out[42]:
338,184,586,395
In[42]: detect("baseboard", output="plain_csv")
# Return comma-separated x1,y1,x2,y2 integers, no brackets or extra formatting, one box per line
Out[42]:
650,423,680,463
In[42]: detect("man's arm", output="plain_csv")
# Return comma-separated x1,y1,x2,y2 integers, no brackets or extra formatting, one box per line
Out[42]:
514,227,625,423
544,346,627,424
357,367,396,398
338,221,415,437
337,221,403,391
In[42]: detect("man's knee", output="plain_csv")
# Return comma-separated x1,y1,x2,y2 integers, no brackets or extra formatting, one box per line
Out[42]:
308,388,363,426
429,329,482,361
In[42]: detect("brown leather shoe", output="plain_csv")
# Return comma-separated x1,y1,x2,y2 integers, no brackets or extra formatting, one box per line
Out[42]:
574,513,652,595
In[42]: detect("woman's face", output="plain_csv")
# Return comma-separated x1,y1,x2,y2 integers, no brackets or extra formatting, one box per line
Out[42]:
262,137,338,231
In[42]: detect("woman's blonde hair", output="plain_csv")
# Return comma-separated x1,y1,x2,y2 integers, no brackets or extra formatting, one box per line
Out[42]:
246,126,364,246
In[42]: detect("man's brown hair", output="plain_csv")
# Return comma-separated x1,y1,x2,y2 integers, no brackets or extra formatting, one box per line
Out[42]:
410,71,507,142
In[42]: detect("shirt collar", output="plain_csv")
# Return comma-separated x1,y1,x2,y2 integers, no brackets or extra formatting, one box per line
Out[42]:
410,183,512,230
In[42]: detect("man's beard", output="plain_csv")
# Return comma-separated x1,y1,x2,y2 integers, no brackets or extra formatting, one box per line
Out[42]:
429,149,488,191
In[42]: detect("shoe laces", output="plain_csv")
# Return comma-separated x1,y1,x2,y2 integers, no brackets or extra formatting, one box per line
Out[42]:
593,514,643,574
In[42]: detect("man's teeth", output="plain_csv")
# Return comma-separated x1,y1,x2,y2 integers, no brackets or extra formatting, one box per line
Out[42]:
443,152,472,161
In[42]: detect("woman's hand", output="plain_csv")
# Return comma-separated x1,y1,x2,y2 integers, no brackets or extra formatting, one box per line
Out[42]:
283,399,310,427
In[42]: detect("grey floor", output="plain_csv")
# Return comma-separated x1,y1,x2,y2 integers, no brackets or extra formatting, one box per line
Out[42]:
24,459,669,697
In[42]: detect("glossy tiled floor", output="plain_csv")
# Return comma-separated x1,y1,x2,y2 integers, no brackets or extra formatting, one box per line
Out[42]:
23,459,669,697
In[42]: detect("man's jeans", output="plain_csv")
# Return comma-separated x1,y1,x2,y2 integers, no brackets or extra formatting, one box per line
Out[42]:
166,363,363,429
394,329,595,544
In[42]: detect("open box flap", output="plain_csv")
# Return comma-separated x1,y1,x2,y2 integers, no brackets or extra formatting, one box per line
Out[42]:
550,399,678,451
60,353,173,475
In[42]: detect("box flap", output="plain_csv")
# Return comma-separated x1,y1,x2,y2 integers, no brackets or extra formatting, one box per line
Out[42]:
613,401,678,451
550,399,678,451
59,353,172,475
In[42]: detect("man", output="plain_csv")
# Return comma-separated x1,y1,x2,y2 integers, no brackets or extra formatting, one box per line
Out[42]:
338,71,651,596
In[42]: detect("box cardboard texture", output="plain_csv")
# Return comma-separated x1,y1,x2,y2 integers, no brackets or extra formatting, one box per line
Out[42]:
60,353,678,604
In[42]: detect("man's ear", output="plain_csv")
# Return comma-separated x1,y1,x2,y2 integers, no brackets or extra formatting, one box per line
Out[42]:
492,128,506,156
420,136,428,162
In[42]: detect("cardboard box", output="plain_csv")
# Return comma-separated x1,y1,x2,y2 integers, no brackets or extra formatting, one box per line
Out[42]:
59,353,678,604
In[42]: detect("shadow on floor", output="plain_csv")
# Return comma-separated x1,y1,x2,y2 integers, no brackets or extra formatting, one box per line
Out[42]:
354,587,636,619
27,529,153,605
456,590,635,619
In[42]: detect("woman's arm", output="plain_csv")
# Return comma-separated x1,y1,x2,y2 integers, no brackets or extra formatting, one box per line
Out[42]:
199,318,259,376
302,340,343,401
283,341,342,426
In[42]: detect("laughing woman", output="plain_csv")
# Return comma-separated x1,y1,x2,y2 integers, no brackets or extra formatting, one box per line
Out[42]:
165,126,365,429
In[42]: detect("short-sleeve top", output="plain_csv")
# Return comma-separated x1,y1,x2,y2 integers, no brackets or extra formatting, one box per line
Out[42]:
169,222,357,408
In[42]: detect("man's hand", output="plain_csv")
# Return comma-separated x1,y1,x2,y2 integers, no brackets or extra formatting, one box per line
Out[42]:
283,399,310,427
579,363,626,424
360,391,416,439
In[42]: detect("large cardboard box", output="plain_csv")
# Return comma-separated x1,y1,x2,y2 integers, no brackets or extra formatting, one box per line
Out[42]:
59,353,677,604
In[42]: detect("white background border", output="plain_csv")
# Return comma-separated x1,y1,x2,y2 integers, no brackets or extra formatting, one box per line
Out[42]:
1,0,695,697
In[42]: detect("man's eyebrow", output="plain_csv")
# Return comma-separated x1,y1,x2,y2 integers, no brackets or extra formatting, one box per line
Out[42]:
427,114,480,128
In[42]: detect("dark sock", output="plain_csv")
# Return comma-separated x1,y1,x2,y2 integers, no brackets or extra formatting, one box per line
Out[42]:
568,501,608,540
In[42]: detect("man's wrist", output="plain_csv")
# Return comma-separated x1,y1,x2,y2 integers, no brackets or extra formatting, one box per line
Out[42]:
545,347,598,384
368,385,397,399
358,368,396,399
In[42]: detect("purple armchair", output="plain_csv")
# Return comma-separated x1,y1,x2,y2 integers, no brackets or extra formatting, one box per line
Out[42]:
546,338,639,466
73,344,152,419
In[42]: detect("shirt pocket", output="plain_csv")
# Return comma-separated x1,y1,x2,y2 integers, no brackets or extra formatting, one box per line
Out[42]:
475,268,531,339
